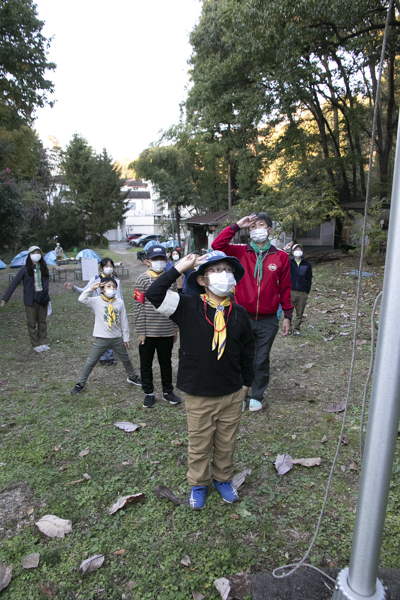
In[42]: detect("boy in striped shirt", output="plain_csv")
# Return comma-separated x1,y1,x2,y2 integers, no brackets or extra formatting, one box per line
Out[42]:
133,245,181,408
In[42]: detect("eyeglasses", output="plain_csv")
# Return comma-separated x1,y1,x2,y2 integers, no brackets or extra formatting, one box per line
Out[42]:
204,266,235,274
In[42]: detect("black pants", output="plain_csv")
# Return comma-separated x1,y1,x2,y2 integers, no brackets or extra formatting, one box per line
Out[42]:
139,336,174,395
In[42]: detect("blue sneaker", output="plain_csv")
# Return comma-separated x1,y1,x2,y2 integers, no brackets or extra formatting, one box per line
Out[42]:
189,486,208,510
213,480,239,503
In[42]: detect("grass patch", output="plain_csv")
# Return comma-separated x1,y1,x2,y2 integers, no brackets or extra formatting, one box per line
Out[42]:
0,252,399,599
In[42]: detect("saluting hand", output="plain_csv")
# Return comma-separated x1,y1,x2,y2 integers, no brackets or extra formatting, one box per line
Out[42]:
237,214,258,229
175,254,201,274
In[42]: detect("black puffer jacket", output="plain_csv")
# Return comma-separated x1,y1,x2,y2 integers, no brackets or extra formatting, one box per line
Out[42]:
2,266,50,306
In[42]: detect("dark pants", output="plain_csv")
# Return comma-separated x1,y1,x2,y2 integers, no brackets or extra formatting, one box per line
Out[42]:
249,315,279,401
78,337,137,386
139,336,174,395
25,302,47,347
291,290,308,332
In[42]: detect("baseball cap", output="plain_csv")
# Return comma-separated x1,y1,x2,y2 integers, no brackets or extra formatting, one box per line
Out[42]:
28,246,41,253
147,245,167,259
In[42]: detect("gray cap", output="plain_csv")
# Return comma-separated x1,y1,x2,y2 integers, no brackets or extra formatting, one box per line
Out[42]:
28,246,41,253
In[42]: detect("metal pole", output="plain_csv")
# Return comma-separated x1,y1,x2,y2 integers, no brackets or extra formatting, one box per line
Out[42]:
332,121,400,599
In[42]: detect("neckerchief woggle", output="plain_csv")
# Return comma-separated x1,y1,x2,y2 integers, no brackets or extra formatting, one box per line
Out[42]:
200,294,232,359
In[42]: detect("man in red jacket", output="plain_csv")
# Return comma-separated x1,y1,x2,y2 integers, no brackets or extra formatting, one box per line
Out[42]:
212,212,292,412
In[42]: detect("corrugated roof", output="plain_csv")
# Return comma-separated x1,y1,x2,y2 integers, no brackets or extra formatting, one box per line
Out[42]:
125,178,147,188
127,191,151,199
183,209,232,226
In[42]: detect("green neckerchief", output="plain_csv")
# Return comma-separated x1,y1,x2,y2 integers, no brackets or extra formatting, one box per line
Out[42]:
251,239,271,285
34,264,42,290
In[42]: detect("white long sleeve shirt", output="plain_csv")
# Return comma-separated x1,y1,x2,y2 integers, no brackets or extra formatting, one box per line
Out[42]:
78,287,130,342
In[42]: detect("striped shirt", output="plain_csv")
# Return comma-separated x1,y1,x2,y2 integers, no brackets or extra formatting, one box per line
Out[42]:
134,270,178,338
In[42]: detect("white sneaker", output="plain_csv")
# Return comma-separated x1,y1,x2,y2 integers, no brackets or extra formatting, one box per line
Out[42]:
249,399,263,412
33,345,44,352
41,345,50,351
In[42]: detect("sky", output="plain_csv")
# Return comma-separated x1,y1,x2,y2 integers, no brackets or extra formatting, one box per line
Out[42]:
33,0,203,163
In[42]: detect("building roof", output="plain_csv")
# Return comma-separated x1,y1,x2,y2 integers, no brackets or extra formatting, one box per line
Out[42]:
340,201,390,210
183,210,232,226
125,178,147,188
127,190,151,199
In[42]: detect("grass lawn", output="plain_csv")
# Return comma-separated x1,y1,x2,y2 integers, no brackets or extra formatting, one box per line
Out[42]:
0,250,399,599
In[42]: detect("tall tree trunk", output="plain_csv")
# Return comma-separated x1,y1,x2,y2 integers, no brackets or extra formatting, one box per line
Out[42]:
227,155,232,209
175,204,181,244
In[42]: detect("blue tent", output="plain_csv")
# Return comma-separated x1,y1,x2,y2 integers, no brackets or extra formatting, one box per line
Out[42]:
44,250,67,265
10,251,29,268
144,240,158,252
0,260,6,269
76,249,101,263
161,240,181,249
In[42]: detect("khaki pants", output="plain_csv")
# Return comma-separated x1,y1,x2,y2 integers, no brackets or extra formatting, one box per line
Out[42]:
25,302,47,347
185,388,245,487
291,290,308,332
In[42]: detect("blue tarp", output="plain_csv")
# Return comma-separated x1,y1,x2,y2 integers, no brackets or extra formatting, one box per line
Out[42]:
161,240,181,249
76,249,101,263
10,251,29,268
44,250,67,265
144,240,158,252
0,260,6,269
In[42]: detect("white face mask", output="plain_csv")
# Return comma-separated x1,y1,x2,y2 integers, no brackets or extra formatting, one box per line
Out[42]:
31,253,41,263
293,250,303,258
103,267,114,275
206,272,236,297
104,289,116,298
151,260,166,273
250,228,269,243
172,254,179,262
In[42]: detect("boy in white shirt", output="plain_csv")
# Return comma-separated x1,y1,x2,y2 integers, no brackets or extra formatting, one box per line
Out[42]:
70,277,141,394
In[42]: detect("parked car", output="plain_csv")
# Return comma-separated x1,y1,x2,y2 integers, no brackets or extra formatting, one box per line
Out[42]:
131,234,166,248
126,233,142,243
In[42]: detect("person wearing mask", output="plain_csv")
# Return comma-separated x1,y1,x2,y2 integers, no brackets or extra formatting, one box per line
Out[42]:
165,247,183,292
1,246,51,352
289,244,312,336
133,245,181,408
64,257,122,365
70,277,141,394
212,213,292,412
145,251,254,510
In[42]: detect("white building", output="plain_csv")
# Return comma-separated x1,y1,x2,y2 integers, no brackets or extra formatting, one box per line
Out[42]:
105,179,191,241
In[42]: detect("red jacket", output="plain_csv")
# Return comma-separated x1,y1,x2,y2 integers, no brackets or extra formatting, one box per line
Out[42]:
212,224,293,319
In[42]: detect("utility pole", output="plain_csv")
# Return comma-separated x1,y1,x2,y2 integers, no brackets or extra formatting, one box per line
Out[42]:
332,118,400,600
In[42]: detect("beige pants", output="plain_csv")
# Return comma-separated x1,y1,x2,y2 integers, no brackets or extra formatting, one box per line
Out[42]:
185,388,245,487
25,302,47,347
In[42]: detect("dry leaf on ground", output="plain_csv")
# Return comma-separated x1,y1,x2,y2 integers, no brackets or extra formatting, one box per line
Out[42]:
214,577,231,600
304,363,315,369
232,468,251,490
79,448,89,457
114,549,126,555
321,435,328,443
171,440,182,445
339,435,350,444
341,465,346,472
126,581,137,589
40,584,53,597
0,564,12,592
350,462,359,471
230,514,240,520
154,485,189,506
192,593,205,600
274,453,293,475
214,572,251,600
324,336,335,341
325,401,346,413
108,493,146,514
21,553,40,569
79,554,104,575
114,422,140,433
66,479,85,485
35,515,72,538
82,473,91,480
181,555,191,566
53,446,61,452
292,457,322,467
138,423,147,427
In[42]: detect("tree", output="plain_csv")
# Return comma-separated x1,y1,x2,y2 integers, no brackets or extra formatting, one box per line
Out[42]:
0,167,24,247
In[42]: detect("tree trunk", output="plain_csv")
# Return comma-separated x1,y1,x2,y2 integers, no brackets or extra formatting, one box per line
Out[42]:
175,204,181,244
227,155,232,209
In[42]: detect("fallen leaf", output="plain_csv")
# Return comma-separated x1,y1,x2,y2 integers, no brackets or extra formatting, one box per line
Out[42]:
321,435,328,443
274,453,293,475
192,593,205,600
350,462,359,471
0,462,5,467
154,485,189,505
339,435,350,445
126,581,137,589
64,429,70,432
138,423,147,427
41,584,53,597
53,446,61,452
304,363,315,369
325,401,346,413
237,506,252,517
122,461,132,465
356,339,368,346
299,342,309,347
328,561,335,568
58,466,67,472
35,515,72,538
79,554,104,575
232,468,251,490
108,493,146,514
113,549,126,555
21,553,40,569
0,564,12,592
292,434,297,439
230,514,240,519
28,507,34,516
339,332,350,336
79,448,89,457
82,473,91,480
214,572,251,600
114,422,140,433
181,555,191,566
305,482,314,489
151,460,160,464
341,465,346,472
323,335,335,341
292,457,322,467
214,577,231,600
66,479,85,485
171,440,182,445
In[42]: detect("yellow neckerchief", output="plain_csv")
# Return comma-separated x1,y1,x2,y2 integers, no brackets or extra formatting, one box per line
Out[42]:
200,294,231,359
295,258,302,265
101,293,117,330
147,269,163,279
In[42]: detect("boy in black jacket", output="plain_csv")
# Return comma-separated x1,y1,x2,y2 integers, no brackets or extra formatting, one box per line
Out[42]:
289,244,313,336
146,251,254,510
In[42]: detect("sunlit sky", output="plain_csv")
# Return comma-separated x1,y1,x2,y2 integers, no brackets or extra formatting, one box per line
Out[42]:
33,0,202,163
